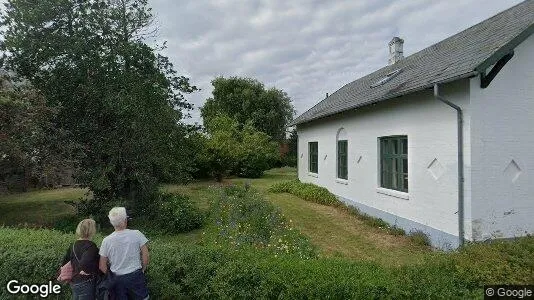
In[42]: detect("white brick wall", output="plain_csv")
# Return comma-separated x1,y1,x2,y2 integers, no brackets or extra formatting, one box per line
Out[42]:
297,79,471,239
469,33,534,241
296,33,534,245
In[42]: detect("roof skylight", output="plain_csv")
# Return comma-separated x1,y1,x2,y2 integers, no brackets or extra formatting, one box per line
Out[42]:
370,69,402,88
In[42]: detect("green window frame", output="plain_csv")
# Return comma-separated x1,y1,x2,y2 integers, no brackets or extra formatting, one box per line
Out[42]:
337,140,348,179
380,136,408,192
308,142,318,173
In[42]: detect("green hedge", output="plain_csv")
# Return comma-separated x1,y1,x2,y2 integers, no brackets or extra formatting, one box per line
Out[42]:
2,227,534,299
269,179,340,206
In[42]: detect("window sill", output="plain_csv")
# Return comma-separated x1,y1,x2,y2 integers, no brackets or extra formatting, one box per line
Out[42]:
308,172,318,178
376,187,409,200
335,178,349,185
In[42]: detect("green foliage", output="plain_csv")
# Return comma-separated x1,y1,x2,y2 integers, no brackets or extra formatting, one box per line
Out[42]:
0,228,97,299
0,74,74,193
281,128,298,167
269,180,340,206
450,238,534,285
408,230,431,247
155,193,204,234
236,124,280,178
1,0,197,212
206,185,316,259
200,115,241,181
201,77,295,142
270,180,408,236
195,115,279,181
3,227,533,299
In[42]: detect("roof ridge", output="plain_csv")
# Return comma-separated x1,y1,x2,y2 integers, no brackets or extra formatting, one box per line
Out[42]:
292,0,534,126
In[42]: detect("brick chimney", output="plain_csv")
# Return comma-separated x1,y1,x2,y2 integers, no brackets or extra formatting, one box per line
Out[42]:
388,37,404,65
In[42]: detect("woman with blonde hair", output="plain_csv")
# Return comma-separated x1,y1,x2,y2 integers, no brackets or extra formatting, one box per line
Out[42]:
61,218,100,299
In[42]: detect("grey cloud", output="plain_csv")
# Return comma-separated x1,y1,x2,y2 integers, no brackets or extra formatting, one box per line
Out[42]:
149,0,523,125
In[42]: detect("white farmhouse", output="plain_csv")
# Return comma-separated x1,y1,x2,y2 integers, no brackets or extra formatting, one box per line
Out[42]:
291,0,534,249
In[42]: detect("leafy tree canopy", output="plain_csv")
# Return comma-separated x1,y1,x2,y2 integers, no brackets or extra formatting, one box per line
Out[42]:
0,73,74,192
1,0,197,207
201,77,294,142
193,114,278,181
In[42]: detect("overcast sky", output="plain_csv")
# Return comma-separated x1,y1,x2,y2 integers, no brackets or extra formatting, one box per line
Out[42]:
151,1,521,123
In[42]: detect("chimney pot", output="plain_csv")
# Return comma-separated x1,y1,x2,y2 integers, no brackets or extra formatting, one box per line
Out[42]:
388,37,404,65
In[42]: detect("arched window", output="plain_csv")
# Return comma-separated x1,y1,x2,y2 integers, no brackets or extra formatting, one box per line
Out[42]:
336,128,348,180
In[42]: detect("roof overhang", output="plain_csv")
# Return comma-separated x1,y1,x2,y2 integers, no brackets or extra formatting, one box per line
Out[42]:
289,70,479,127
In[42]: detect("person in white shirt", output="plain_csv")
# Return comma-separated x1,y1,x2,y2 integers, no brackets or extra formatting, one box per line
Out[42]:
99,207,150,300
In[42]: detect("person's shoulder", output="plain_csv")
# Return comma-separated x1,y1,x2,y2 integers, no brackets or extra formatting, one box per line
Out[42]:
127,229,144,236
130,229,148,243
101,233,114,243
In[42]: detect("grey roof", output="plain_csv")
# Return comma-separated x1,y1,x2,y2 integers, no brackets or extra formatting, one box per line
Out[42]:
291,0,534,126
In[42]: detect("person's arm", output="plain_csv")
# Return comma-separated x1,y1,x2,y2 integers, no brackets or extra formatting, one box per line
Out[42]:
99,256,108,274
98,238,109,274
140,244,149,272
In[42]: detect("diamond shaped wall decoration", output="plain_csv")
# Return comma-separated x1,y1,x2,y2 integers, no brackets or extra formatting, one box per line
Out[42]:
427,158,445,180
503,159,521,183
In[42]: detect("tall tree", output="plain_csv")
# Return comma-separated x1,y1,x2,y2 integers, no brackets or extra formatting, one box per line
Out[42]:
1,0,197,209
195,114,278,181
0,73,73,192
201,77,295,142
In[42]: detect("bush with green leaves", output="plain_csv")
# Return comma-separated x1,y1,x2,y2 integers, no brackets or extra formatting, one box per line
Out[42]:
206,185,316,259
269,180,340,206
195,115,279,181
155,193,204,234
235,124,279,178
1,227,533,299
408,230,431,247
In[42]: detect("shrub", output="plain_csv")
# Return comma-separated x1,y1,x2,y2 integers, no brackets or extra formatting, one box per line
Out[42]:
1,228,533,299
156,193,204,234
127,192,204,235
408,230,431,247
235,124,279,178
0,228,104,299
53,215,81,233
206,185,316,259
269,180,340,206
194,116,279,181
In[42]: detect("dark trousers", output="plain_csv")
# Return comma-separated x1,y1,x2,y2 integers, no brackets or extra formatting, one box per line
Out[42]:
71,278,95,300
113,269,149,300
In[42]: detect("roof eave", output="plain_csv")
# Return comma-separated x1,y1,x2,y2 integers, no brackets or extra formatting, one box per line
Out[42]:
476,23,534,72
289,70,479,127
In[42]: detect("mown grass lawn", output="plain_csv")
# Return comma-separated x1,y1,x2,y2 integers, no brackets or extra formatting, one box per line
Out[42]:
0,187,87,227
